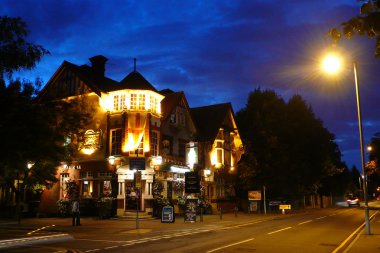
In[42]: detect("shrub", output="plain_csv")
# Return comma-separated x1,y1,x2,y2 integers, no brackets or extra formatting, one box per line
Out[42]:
56,199,71,217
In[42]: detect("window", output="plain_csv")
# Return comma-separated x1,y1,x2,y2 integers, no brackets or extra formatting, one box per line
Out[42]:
150,96,158,113
138,94,145,110
99,172,112,177
151,131,159,156
80,171,93,178
111,129,122,155
130,136,144,156
113,94,126,111
82,180,93,198
170,110,177,124
102,181,112,197
131,94,137,109
216,140,224,164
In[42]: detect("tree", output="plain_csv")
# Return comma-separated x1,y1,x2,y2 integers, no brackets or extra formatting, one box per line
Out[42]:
329,0,380,57
236,89,344,203
0,16,49,81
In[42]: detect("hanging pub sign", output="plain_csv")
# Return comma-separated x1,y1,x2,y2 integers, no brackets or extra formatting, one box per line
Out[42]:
185,172,200,193
130,158,145,170
184,198,197,222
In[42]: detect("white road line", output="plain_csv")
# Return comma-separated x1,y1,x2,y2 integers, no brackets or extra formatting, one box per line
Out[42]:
85,249,101,252
267,227,292,235
333,210,379,253
298,220,313,225
316,216,327,220
104,246,119,250
206,238,254,253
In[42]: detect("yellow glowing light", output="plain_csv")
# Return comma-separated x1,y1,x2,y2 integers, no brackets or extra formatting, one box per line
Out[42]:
322,54,342,75
82,148,95,155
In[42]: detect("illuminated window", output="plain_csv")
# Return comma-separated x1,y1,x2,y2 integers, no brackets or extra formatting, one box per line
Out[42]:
113,94,126,111
216,140,224,164
151,131,159,156
102,181,112,197
130,136,144,156
131,94,137,109
82,180,93,198
138,94,145,110
150,96,158,113
111,129,122,155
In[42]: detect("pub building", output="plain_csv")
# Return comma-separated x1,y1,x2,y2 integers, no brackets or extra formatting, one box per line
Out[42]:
36,55,244,216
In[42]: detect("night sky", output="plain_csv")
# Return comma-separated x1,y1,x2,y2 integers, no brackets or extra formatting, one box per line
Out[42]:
3,0,380,170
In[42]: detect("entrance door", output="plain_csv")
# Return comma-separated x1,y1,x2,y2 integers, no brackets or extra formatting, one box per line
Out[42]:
125,180,143,211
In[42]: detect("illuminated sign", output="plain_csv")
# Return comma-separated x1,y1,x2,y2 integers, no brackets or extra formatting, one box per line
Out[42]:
186,142,198,169
81,129,102,155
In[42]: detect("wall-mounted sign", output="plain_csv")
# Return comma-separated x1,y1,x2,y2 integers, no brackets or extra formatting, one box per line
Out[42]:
81,129,102,155
186,142,198,169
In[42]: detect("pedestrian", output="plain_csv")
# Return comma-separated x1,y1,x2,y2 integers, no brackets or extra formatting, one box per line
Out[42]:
72,199,81,226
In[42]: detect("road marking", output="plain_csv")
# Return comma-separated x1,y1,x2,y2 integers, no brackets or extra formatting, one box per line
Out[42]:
206,238,254,253
267,227,292,235
316,216,327,220
298,220,313,225
104,246,118,250
332,210,379,253
85,249,100,252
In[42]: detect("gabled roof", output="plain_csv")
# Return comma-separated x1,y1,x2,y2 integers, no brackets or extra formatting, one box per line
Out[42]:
119,71,158,92
38,57,160,101
71,62,119,94
190,103,236,142
161,91,186,121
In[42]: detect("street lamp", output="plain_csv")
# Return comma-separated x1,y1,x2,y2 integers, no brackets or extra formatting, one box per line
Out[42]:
321,53,371,235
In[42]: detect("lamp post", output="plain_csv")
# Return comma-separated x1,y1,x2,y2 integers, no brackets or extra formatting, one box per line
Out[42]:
353,61,371,235
322,55,370,234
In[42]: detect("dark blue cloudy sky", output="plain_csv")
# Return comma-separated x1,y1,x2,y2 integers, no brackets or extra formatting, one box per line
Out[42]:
3,0,380,169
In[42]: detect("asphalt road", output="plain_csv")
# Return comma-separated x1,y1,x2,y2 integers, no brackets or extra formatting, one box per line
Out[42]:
1,206,375,253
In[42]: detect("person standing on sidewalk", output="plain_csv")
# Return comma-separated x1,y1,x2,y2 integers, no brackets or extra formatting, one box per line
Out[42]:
72,199,81,226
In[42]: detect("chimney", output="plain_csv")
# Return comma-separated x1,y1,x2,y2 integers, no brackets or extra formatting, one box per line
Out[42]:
89,55,108,77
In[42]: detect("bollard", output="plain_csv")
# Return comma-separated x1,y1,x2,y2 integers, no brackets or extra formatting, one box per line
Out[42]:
234,206,238,217
200,207,203,222
282,209,285,215
219,207,223,220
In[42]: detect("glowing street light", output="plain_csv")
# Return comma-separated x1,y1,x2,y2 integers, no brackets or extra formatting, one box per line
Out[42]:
321,53,342,74
321,53,371,235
